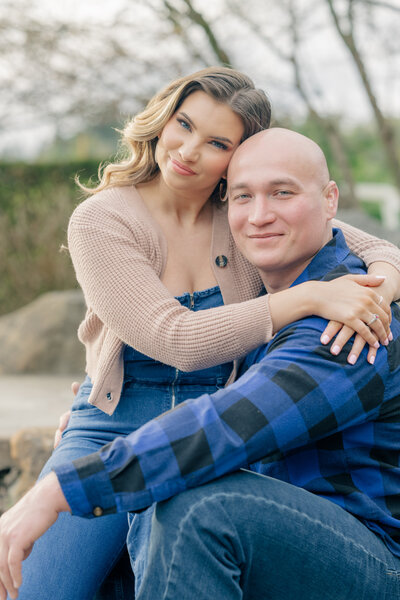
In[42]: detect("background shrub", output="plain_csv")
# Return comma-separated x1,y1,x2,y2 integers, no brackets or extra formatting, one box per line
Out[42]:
0,161,98,316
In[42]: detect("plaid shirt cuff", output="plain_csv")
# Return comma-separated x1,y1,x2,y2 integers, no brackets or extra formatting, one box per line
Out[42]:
53,453,117,518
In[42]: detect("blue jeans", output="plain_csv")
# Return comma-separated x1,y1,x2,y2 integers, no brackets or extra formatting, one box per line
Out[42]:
13,285,231,600
13,377,136,600
135,470,400,600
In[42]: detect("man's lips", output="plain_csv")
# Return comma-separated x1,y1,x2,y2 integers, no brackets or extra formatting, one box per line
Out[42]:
170,158,196,176
248,233,284,239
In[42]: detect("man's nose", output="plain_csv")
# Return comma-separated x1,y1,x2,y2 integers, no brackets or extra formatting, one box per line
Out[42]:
248,198,276,226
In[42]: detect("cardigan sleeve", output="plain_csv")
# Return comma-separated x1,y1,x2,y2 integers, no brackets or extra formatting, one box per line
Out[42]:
334,218,400,272
68,196,273,372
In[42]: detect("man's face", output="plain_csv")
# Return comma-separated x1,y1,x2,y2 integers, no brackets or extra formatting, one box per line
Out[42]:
227,130,338,292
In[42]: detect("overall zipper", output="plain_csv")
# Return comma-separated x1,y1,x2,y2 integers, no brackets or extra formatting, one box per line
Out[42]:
171,367,179,409
171,293,195,408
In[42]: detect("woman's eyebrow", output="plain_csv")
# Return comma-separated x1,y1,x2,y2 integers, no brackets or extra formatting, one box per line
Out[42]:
178,111,234,145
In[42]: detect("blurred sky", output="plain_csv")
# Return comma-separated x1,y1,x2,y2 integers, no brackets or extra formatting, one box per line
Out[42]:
1,0,399,159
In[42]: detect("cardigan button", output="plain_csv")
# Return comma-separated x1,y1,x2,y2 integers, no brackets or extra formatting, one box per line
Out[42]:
215,255,228,268
106,392,112,402
93,506,103,517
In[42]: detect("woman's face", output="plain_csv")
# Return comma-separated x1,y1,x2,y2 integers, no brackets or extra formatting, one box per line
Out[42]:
155,91,244,198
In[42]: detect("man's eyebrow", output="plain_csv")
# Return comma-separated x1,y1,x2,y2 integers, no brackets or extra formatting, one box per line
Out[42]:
229,178,301,191
268,178,300,187
178,111,234,145
228,182,250,192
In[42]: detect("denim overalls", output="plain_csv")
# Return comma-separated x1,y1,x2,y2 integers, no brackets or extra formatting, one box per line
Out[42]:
17,286,232,600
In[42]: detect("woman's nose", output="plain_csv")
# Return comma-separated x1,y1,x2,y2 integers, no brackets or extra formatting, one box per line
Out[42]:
178,140,199,162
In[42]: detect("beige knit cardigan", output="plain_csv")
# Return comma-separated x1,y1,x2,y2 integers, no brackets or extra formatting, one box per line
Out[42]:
68,186,400,414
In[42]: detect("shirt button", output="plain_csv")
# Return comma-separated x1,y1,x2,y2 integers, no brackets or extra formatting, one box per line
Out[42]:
215,255,228,268
93,506,103,517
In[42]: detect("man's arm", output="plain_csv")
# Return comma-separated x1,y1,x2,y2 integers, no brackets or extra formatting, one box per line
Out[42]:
0,315,394,599
54,316,390,518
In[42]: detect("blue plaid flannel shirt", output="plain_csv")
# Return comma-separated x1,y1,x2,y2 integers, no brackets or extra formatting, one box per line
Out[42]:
55,229,400,557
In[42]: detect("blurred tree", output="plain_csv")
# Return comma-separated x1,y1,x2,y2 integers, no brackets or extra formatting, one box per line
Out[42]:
1,0,398,201
325,0,400,194
225,0,357,206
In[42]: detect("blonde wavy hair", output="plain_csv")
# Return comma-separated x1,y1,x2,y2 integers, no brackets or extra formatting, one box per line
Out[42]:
78,66,271,200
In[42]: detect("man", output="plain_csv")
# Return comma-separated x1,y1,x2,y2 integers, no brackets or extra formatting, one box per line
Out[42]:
1,129,400,599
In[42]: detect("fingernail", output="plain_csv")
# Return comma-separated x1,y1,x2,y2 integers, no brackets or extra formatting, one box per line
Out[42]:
321,335,330,344
348,354,357,365
389,332,393,342
368,355,375,365
331,345,340,355
383,338,389,346
374,275,386,280
374,341,380,349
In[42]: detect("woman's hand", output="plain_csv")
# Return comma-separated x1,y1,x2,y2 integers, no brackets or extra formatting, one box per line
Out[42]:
0,473,70,600
53,382,79,448
318,273,392,364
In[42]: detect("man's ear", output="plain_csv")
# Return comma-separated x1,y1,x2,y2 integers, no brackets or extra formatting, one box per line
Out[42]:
325,181,339,219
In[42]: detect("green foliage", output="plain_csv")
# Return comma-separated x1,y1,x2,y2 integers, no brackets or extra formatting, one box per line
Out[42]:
294,116,400,187
0,161,100,316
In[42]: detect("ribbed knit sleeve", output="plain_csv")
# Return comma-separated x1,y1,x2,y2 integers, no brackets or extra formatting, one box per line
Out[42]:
334,218,400,272
68,189,273,373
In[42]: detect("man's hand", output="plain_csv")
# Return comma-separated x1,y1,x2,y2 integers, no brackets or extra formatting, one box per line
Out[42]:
0,473,70,599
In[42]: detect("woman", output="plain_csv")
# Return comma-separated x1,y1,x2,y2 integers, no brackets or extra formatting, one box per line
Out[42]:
2,66,399,600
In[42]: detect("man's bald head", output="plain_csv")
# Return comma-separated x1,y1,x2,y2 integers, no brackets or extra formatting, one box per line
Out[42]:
227,128,339,293
228,128,330,190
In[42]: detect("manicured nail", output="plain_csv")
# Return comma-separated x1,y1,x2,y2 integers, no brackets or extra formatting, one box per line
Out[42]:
389,332,393,341
368,355,375,365
374,341,380,349
331,345,340,355
383,338,389,346
321,334,330,344
348,354,357,365
374,275,386,280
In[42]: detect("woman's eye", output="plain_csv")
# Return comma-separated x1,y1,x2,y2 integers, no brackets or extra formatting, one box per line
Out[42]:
210,140,228,150
177,119,191,131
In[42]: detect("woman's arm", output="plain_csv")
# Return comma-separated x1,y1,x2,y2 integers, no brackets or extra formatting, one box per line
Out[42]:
335,218,400,285
69,195,399,371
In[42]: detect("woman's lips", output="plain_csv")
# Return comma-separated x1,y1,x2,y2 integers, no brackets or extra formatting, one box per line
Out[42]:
170,158,196,176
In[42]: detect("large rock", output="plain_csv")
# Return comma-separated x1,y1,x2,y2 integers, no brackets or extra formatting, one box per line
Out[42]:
0,290,86,374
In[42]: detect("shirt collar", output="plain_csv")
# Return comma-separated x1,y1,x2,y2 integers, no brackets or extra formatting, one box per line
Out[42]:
291,228,351,287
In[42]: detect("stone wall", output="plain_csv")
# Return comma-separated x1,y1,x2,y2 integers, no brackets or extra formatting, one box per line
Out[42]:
0,428,54,515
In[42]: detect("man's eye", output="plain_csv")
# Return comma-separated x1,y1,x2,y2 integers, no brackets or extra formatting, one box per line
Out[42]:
233,193,251,201
275,190,293,197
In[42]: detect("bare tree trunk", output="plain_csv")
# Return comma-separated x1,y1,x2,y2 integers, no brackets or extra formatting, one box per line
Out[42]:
162,0,232,67
229,0,357,206
287,1,357,207
325,0,400,194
